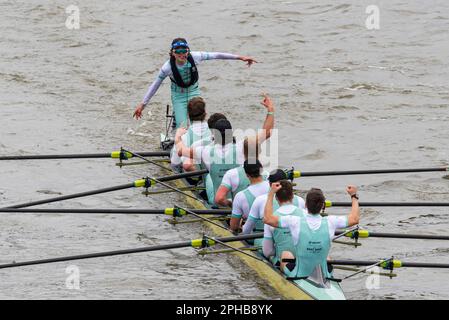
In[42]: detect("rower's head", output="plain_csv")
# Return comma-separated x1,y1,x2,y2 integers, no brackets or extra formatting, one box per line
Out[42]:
268,169,289,185
274,180,294,205
207,113,227,130
243,159,262,179
170,37,190,63
212,119,234,146
306,188,325,215
244,137,260,164
188,97,206,122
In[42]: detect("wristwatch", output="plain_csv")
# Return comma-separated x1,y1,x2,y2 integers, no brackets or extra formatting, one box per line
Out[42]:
351,194,359,200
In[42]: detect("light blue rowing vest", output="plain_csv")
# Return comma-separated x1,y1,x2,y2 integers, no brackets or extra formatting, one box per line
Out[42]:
231,167,250,199
271,206,303,266
243,187,262,248
284,215,331,279
185,123,211,147
231,168,269,200
206,144,240,205
186,123,211,173
171,62,201,128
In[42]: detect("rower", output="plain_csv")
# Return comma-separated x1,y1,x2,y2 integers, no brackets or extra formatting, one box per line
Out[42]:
263,183,360,279
182,112,228,172
170,97,211,169
215,137,266,207
229,160,270,232
242,169,305,235
262,180,302,266
175,93,275,205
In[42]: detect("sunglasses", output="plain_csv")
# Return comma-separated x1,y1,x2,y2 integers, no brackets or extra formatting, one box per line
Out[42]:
174,48,188,54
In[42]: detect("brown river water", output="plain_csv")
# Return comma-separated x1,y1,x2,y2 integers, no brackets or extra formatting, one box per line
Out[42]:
0,0,448,299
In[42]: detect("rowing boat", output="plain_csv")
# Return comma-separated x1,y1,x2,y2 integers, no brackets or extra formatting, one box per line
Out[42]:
160,133,346,300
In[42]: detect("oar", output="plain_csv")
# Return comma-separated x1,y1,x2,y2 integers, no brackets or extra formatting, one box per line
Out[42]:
0,233,263,270
325,201,449,207
0,150,169,161
4,170,207,209
329,259,449,269
293,166,448,177
336,229,449,240
0,208,231,215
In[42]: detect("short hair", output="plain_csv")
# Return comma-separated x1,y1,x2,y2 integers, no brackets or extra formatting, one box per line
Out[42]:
207,113,227,129
243,160,262,178
211,119,233,146
187,97,206,122
275,180,294,203
306,188,325,214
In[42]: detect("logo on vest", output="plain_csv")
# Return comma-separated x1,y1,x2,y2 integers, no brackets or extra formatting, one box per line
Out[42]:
306,247,323,253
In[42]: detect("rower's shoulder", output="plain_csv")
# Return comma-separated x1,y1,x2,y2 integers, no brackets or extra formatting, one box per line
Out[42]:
233,189,246,203
294,194,305,202
160,59,173,70
253,193,268,204
223,167,239,177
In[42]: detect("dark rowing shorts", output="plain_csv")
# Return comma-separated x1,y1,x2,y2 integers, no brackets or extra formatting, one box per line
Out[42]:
281,258,297,272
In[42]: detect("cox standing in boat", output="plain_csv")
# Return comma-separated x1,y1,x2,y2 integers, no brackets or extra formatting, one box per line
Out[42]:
133,38,257,128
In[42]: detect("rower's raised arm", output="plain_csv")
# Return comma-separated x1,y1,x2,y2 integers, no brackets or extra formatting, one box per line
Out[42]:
263,183,282,227
256,93,275,144
346,185,360,226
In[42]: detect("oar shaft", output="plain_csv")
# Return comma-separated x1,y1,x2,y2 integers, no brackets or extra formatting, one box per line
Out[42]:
0,233,263,270
6,183,135,209
0,241,192,269
0,208,232,215
330,202,449,207
4,169,208,209
367,232,449,241
0,151,170,161
334,230,449,240
300,167,448,177
401,262,449,268
329,260,449,268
